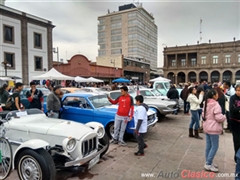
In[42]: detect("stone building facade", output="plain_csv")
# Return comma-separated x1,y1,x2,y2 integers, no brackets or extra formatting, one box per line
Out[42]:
163,40,240,84
0,4,54,84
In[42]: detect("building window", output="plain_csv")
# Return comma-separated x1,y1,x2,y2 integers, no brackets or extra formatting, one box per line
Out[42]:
238,54,240,63
34,32,42,49
213,56,218,64
111,42,121,48
181,59,186,66
34,56,42,71
171,60,176,67
4,52,15,69
98,32,105,38
225,55,231,64
111,49,122,55
111,35,122,42
98,18,105,25
191,58,196,66
99,44,106,49
98,25,105,31
98,38,105,44
111,29,122,35
3,25,14,44
98,50,106,56
111,22,122,29
111,15,122,22
201,56,206,64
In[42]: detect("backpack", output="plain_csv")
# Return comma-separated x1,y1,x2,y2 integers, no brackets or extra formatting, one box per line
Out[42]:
5,96,13,109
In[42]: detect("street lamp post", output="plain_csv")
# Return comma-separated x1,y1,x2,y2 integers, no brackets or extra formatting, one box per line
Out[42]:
1,61,11,76
53,47,59,69
110,59,115,77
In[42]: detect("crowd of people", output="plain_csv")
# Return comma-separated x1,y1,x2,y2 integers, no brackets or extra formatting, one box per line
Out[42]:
2,79,240,175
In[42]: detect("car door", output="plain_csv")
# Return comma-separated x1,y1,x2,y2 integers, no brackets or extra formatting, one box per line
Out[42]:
61,96,94,123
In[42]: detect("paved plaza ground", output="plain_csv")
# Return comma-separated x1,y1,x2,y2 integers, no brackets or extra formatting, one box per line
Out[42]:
7,111,236,180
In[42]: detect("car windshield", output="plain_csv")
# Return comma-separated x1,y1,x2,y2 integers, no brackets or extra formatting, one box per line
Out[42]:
88,95,112,108
5,109,43,120
151,89,163,96
164,82,170,89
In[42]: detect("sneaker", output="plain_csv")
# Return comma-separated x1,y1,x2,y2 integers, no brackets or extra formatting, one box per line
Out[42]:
144,144,148,149
204,163,218,168
118,141,127,146
212,163,218,168
204,164,218,172
134,152,144,156
110,139,118,144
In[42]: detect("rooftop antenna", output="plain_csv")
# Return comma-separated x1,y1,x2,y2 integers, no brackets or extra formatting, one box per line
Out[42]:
200,18,202,43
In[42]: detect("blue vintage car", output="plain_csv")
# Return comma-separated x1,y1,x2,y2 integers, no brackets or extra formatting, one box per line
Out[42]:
44,93,158,138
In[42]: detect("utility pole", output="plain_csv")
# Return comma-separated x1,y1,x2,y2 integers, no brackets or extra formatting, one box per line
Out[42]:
200,19,202,43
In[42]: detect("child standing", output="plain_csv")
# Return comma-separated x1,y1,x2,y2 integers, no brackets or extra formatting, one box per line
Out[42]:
202,89,226,172
134,95,148,156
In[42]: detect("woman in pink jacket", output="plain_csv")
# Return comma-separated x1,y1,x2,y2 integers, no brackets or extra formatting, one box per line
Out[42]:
202,89,226,172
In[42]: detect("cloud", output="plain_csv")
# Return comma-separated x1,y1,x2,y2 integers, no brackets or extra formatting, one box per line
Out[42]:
5,0,240,67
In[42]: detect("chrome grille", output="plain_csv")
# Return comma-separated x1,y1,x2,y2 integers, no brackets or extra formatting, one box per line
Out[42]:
82,136,97,157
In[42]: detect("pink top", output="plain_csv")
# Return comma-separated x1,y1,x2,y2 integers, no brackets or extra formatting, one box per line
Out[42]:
202,99,226,135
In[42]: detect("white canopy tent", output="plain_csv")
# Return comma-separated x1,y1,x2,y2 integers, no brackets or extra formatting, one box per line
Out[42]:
32,68,75,80
149,77,171,82
74,76,88,82
87,77,104,83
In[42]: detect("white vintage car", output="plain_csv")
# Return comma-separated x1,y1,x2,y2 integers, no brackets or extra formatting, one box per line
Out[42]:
0,109,109,180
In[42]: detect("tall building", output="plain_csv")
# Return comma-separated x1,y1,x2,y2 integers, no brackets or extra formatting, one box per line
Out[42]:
0,2,54,84
163,39,240,84
97,3,158,73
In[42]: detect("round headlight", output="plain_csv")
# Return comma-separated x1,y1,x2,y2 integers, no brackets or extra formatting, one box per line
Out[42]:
97,127,104,138
66,138,76,152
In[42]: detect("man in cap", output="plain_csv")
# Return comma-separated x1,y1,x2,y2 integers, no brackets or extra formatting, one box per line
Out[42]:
26,81,44,110
47,85,62,118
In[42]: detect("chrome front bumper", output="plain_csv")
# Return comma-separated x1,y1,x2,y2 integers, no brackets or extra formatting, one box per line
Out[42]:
129,117,158,130
64,143,108,167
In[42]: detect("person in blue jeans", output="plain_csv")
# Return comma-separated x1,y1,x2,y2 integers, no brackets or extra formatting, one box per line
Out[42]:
202,89,226,172
187,87,204,139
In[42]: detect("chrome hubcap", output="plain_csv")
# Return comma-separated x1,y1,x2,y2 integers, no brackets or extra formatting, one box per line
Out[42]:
21,157,41,180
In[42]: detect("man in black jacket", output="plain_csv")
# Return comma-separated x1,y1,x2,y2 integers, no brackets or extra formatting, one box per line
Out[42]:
167,84,179,115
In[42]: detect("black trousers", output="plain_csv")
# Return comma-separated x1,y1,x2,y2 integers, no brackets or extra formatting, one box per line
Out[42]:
231,120,240,162
134,132,146,154
226,111,231,130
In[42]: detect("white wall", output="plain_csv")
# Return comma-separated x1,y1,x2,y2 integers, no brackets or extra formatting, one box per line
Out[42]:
27,23,48,82
0,15,22,78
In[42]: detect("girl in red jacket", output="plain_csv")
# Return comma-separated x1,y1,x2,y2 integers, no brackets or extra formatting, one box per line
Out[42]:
202,89,226,172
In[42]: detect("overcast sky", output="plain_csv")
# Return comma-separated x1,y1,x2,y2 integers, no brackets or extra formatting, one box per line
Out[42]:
5,0,240,67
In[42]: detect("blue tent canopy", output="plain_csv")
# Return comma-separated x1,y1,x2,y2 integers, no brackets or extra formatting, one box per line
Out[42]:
112,78,130,83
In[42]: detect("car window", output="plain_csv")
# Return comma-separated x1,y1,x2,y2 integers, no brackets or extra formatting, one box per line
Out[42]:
143,90,154,96
155,83,164,89
63,97,92,109
151,89,162,96
88,95,111,108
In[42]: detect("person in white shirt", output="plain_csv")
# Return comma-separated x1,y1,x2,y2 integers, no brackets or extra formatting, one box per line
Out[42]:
134,95,148,156
187,87,204,139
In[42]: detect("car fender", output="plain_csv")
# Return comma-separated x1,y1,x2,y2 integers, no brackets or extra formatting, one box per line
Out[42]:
85,122,104,129
12,139,49,169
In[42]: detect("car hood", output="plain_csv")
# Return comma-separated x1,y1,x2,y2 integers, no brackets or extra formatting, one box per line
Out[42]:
6,114,95,140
